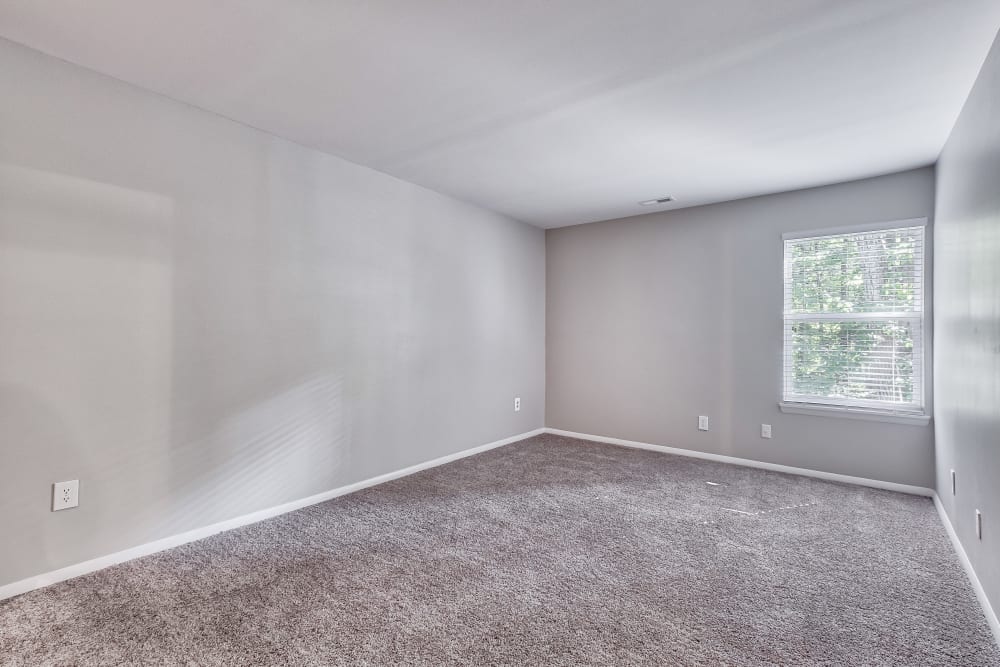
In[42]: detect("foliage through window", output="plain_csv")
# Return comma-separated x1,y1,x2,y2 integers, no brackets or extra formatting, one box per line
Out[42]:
782,224,925,413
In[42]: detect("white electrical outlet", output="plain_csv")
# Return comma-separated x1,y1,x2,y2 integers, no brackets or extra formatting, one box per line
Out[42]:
976,510,982,539
951,469,956,495
513,397,521,412
698,415,709,431
761,424,772,439
52,480,79,511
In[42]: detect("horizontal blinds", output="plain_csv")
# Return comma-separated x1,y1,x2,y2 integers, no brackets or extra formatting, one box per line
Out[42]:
782,226,924,410
784,226,924,315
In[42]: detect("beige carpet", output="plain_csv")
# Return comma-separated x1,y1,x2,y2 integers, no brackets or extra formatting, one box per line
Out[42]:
1,433,998,666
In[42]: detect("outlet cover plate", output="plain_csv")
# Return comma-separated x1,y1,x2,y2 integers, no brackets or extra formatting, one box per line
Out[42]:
53,480,79,511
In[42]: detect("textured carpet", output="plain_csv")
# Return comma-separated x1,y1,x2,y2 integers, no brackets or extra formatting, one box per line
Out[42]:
1,434,998,666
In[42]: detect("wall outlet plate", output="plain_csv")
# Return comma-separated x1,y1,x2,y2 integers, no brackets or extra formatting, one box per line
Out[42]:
698,416,709,431
514,397,521,412
53,480,79,511
761,424,772,439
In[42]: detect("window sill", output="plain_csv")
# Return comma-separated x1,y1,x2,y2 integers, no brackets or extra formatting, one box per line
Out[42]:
778,402,931,426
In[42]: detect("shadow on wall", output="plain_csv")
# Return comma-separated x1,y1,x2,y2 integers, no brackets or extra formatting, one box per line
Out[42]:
0,162,347,583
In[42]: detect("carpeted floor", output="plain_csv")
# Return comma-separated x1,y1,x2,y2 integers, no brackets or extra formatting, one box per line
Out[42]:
1,433,998,666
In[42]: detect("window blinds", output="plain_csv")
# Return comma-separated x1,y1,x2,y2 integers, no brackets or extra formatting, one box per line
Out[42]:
782,225,925,413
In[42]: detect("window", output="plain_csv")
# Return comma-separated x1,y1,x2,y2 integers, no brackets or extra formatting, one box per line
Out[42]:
781,220,926,421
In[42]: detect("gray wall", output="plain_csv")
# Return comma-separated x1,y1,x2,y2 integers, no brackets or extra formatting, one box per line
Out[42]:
0,39,545,588
547,168,935,487
934,31,1000,620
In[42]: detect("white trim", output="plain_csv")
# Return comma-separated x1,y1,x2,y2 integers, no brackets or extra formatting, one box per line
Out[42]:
543,428,934,496
778,402,930,425
781,217,927,240
0,428,544,602
933,494,1000,649
783,312,921,321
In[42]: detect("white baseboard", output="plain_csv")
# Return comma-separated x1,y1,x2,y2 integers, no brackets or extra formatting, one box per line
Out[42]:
0,428,544,602
11,426,995,651
933,494,1000,648
543,428,935,497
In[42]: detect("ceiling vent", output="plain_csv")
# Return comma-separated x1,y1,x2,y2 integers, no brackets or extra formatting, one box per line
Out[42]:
639,196,674,206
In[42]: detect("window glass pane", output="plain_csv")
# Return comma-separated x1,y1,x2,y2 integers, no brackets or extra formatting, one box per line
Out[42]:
786,319,916,404
786,228,922,314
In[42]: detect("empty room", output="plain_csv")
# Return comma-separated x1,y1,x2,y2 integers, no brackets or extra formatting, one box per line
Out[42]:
1,1,999,665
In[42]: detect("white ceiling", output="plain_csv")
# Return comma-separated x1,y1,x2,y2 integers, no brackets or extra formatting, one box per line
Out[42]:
1,1,998,228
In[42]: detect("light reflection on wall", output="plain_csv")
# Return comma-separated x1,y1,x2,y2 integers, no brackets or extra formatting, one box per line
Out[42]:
162,374,346,535
0,163,173,575
0,163,352,579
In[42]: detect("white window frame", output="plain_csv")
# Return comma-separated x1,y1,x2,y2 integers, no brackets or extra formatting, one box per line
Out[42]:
778,218,930,426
